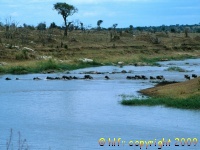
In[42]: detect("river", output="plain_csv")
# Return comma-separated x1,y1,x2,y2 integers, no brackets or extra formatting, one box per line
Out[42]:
0,58,200,150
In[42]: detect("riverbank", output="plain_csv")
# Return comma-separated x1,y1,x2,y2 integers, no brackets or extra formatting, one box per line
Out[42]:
0,54,198,74
121,77,200,109
1,30,200,74
0,59,102,74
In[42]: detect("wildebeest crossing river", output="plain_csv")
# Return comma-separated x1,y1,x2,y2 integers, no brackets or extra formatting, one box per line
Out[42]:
0,58,200,150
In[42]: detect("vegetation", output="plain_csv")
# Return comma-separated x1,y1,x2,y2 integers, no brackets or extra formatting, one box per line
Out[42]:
0,3,199,74
5,129,30,150
121,77,200,109
164,66,189,72
0,59,102,74
121,95,200,109
97,20,103,30
53,2,78,36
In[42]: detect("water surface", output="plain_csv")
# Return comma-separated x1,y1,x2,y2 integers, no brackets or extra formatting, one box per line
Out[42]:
0,59,200,150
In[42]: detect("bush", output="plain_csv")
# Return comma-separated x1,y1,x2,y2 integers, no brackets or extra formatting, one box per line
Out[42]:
37,22,46,30
49,22,57,29
64,44,68,49
171,28,176,33
15,50,29,60
165,66,188,72
8,66,29,74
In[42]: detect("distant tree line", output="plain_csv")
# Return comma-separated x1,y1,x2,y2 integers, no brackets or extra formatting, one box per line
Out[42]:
0,19,200,34
0,1,200,35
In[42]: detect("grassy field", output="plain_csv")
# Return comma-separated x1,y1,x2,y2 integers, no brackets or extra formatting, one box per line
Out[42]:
0,28,200,74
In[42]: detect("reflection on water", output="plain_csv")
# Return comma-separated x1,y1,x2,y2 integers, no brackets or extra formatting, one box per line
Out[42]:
0,59,200,149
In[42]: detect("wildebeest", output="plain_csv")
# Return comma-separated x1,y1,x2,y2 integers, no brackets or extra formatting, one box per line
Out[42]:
5,77,11,80
192,74,197,78
141,75,148,80
126,76,132,79
121,70,127,73
135,75,142,79
84,75,93,79
62,75,70,80
105,76,110,79
73,76,78,79
156,75,164,80
46,76,55,80
150,76,156,80
33,77,42,80
55,77,62,80
184,75,190,80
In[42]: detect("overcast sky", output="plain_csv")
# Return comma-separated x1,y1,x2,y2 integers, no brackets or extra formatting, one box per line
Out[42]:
0,0,199,28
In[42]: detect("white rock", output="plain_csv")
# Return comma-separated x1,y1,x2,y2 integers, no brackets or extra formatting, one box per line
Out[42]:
79,58,93,63
0,62,8,66
22,47,34,52
118,61,124,65
13,46,20,49
39,56,52,60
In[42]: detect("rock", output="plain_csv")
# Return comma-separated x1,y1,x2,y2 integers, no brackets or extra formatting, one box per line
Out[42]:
0,62,8,66
13,46,20,49
30,41,35,44
128,70,133,73
39,56,52,60
134,62,148,66
167,63,176,65
79,58,93,63
118,62,124,65
160,58,169,61
121,70,127,73
22,47,34,52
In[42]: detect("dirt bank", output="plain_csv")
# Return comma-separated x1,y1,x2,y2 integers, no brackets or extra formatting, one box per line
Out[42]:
140,77,200,98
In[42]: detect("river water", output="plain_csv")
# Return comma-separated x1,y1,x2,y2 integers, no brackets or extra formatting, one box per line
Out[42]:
0,59,200,150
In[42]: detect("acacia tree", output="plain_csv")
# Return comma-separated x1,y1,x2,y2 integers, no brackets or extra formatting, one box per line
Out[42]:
53,2,78,36
97,20,103,30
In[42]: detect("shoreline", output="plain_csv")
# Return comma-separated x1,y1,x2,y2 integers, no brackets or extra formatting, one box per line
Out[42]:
0,55,198,75
121,77,200,109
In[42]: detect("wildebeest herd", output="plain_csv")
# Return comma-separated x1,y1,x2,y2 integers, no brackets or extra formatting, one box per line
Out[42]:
4,73,198,81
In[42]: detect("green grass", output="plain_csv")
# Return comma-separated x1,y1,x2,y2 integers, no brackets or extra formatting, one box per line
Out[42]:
0,59,102,74
0,54,197,74
139,54,196,66
164,66,189,72
121,95,200,109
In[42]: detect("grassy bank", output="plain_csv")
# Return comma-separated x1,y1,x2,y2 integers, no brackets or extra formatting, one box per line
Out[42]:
0,54,197,74
0,59,102,74
121,95,200,109
121,77,200,109
1,29,200,74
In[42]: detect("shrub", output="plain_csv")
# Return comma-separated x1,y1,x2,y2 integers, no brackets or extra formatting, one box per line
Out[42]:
15,50,29,60
37,22,46,30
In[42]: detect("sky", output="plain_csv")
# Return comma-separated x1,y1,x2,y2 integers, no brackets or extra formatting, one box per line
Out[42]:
0,0,200,28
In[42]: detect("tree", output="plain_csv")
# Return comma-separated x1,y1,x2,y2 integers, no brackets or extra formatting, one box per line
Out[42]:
184,27,190,37
53,2,78,36
129,25,133,33
49,22,58,29
97,20,103,30
80,22,84,31
37,22,46,30
112,23,118,31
